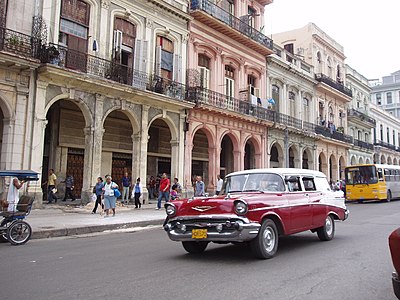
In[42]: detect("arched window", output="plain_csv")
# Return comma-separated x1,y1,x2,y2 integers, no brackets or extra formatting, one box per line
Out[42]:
316,51,322,73
198,54,210,89
336,64,341,83
327,57,332,78
328,106,334,122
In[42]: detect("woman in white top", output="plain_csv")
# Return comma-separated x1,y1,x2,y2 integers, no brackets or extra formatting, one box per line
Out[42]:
7,177,25,212
102,175,118,217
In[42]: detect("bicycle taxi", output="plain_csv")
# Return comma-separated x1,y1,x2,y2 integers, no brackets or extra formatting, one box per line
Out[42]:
0,170,39,245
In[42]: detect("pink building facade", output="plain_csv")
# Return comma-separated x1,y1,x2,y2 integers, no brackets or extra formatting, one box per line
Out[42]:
184,0,274,193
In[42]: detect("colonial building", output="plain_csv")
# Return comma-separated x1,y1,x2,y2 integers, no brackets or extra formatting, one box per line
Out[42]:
0,0,193,204
271,23,352,181
184,0,274,193
345,65,375,165
371,71,400,118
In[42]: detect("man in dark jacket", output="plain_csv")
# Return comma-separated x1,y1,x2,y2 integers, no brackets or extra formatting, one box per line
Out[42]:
62,173,75,201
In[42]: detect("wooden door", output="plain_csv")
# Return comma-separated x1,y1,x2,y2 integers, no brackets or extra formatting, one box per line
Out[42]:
67,148,84,198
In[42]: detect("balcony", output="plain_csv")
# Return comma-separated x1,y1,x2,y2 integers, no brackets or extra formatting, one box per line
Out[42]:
315,125,353,144
347,108,376,128
41,44,189,102
190,0,273,56
353,139,374,150
0,27,41,61
374,140,398,152
315,73,352,97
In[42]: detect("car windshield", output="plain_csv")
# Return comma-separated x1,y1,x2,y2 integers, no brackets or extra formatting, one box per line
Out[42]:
345,166,378,185
220,173,285,194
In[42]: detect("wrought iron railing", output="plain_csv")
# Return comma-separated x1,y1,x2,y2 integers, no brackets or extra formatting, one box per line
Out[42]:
41,43,188,102
315,125,353,143
347,108,376,126
354,139,374,150
0,27,42,59
190,0,273,50
315,73,352,97
374,140,398,151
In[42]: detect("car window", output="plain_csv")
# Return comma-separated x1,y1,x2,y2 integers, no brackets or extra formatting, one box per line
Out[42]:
314,176,331,192
302,177,316,191
287,178,302,192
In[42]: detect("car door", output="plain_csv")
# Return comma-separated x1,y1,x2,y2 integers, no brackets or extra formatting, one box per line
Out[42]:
302,176,325,228
285,175,312,233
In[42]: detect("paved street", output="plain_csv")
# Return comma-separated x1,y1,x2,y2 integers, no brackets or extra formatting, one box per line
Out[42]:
0,201,399,300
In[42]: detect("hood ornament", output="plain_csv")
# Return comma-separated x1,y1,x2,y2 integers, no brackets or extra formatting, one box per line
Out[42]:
192,205,214,212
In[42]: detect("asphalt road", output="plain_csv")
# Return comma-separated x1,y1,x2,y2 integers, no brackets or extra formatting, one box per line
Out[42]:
0,201,399,300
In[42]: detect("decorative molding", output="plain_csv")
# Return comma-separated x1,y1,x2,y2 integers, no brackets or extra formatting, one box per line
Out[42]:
101,0,110,9
146,18,153,28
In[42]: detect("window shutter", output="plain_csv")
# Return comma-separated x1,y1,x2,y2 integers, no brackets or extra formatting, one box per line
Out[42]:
114,30,122,54
173,54,182,82
134,39,142,71
254,88,260,98
155,45,162,76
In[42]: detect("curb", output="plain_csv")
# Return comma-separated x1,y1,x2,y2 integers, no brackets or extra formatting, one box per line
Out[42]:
32,219,164,240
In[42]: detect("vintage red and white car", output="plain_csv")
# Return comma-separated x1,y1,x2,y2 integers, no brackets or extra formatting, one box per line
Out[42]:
164,168,349,259
389,227,400,299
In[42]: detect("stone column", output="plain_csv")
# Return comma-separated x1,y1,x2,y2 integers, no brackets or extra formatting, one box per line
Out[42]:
177,113,186,187
99,0,110,59
183,123,193,196
0,118,15,170
282,83,287,115
233,150,241,171
27,81,49,206
131,133,141,180
207,147,216,192
170,139,180,181
139,105,149,200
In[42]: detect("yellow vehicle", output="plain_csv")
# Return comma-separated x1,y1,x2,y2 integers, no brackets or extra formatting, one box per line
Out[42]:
344,164,400,202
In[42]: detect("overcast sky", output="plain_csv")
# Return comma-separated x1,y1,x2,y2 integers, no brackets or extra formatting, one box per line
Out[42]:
264,0,399,80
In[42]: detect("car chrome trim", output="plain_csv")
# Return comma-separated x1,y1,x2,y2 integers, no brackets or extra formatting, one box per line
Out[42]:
248,202,346,212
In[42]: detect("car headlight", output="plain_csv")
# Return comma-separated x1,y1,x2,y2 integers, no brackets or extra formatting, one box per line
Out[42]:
234,200,248,215
165,203,176,217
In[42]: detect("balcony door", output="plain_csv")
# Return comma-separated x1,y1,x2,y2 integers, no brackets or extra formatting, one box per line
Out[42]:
225,65,235,109
59,0,89,72
113,17,135,84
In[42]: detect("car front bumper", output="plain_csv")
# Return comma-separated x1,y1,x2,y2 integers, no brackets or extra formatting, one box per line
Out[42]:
164,215,261,242
393,272,400,299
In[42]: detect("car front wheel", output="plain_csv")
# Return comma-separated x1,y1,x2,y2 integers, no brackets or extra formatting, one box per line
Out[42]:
317,215,335,241
182,241,208,254
250,219,279,259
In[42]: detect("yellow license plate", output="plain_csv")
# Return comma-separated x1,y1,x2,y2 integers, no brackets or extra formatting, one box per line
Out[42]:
192,229,207,239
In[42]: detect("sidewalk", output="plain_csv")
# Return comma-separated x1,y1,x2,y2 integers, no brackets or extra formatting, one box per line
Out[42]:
27,200,166,239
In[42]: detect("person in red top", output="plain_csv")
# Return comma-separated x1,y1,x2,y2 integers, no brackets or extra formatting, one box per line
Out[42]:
156,173,170,210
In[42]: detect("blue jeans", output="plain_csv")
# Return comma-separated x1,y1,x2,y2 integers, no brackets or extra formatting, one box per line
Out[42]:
157,191,169,209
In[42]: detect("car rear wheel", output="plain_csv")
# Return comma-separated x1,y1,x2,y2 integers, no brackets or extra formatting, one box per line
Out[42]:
317,215,335,241
182,241,208,254
387,190,392,202
250,219,278,259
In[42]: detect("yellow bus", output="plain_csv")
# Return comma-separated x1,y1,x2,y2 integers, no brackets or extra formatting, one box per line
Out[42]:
344,164,400,202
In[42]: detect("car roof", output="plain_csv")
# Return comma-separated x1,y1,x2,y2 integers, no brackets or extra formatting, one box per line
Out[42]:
226,168,327,178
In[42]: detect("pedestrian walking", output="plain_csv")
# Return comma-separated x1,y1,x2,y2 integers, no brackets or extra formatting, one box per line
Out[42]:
103,175,118,217
195,175,205,197
92,177,104,214
156,173,170,210
132,178,143,209
6,177,25,212
42,169,58,203
121,172,131,205
216,174,223,195
62,173,75,201
148,176,156,200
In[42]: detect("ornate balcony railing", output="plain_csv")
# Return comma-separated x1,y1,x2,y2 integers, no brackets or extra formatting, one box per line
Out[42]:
353,139,374,150
190,0,273,50
315,73,352,97
0,27,42,59
315,125,353,143
374,140,398,151
347,108,376,126
41,43,188,102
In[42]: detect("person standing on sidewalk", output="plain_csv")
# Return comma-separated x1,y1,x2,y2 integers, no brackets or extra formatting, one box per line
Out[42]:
62,173,75,202
156,173,170,210
92,177,104,214
132,177,143,209
103,175,118,217
121,172,131,205
148,176,156,200
42,169,58,203
195,176,205,197
215,174,223,195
